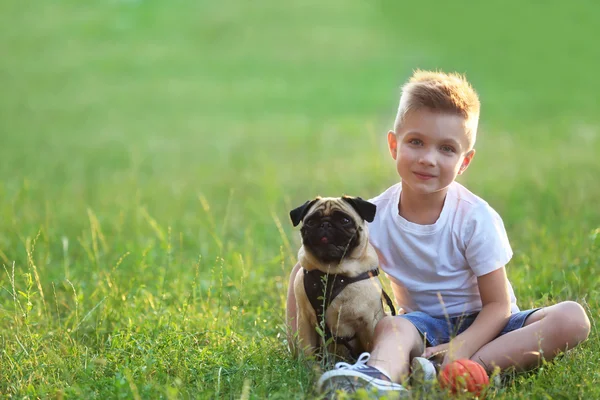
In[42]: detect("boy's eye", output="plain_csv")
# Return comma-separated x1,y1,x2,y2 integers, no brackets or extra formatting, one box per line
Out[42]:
408,139,423,146
440,145,455,153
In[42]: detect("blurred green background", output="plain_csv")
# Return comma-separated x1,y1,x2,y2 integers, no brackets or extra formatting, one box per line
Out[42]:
1,0,599,398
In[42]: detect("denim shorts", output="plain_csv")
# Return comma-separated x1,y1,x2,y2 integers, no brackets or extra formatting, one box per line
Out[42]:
400,308,542,347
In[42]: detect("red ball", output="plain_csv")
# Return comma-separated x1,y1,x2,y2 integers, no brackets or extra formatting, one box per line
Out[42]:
439,359,489,396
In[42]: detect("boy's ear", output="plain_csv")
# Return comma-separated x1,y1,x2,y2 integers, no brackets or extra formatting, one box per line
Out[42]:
387,131,398,160
342,196,377,222
289,198,320,227
458,149,476,175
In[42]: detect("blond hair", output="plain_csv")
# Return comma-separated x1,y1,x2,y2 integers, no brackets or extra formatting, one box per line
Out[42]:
395,70,480,148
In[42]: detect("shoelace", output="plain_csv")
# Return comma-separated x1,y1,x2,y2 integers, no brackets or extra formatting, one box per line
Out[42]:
334,352,371,370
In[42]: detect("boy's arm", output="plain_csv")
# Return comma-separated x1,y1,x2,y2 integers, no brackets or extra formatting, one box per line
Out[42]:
424,267,512,363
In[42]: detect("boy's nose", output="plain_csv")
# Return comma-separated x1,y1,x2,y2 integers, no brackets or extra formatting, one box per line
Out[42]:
418,151,436,166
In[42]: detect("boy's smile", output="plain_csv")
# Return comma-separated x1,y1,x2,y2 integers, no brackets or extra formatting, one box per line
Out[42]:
388,108,475,201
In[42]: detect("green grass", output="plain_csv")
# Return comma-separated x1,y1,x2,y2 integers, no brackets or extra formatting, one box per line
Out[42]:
1,0,599,398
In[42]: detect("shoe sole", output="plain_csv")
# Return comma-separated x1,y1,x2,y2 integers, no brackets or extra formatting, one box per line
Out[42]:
317,369,409,394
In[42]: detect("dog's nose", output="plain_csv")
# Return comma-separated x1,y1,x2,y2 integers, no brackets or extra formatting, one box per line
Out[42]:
320,221,332,229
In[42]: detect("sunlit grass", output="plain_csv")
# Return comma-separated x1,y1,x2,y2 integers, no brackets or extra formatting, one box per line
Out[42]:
1,0,599,398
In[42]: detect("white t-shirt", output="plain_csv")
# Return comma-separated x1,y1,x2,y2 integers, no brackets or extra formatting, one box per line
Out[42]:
369,181,519,318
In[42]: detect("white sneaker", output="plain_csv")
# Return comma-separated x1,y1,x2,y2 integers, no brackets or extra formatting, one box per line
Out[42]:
317,353,409,396
410,357,438,384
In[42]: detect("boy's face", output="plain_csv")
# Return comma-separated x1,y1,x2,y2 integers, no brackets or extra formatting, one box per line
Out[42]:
388,108,475,196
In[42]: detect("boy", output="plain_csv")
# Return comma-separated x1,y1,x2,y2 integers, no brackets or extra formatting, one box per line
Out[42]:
286,70,591,395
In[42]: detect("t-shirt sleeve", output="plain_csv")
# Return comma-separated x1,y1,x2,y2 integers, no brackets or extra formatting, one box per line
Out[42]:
464,204,513,276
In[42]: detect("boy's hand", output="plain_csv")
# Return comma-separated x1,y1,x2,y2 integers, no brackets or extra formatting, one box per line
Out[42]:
423,340,473,367
424,268,512,367
423,343,449,365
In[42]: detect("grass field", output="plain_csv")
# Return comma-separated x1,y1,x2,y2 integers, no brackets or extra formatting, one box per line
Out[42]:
1,0,599,398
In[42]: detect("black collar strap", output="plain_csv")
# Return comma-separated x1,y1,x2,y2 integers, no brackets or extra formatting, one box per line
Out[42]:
303,268,380,320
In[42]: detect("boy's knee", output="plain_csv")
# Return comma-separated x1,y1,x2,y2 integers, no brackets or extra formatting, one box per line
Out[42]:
374,316,424,358
550,301,591,344
375,316,420,339
374,316,394,334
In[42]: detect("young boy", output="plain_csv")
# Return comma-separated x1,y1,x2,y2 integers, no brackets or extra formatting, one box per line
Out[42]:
286,70,591,395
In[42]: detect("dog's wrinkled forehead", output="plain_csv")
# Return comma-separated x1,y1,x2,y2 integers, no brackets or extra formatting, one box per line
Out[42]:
290,196,376,227
306,198,359,220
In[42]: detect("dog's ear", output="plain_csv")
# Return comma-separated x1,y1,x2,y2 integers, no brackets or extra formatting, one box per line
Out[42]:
290,198,320,227
342,196,377,222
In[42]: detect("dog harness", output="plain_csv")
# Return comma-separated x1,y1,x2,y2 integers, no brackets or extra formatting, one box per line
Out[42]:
303,268,396,360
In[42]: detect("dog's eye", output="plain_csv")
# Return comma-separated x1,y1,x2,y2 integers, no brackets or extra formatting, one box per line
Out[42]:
341,217,351,225
305,218,318,227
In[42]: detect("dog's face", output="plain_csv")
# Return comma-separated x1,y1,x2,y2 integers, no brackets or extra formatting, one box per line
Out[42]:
290,196,376,264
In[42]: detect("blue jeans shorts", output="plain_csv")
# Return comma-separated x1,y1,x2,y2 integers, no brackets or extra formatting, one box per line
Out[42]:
400,308,542,347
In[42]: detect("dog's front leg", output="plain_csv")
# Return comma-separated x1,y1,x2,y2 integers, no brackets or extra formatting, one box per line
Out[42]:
355,314,381,354
296,307,318,356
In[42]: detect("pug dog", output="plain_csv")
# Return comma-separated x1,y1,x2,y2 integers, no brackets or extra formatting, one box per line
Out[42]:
290,196,395,360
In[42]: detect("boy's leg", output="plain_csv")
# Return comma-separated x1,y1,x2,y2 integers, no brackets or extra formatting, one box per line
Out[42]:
368,316,426,383
317,315,423,394
470,301,590,372
286,263,302,354
286,262,301,334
